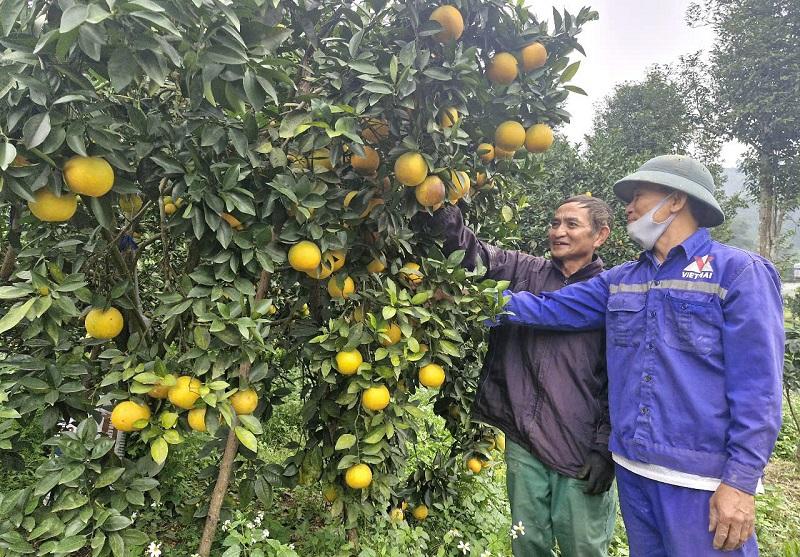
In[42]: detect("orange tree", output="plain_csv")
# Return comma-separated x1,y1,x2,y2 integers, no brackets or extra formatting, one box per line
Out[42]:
0,0,595,553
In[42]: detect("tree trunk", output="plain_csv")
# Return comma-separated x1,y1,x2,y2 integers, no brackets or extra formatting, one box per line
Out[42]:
196,270,272,557
757,173,779,261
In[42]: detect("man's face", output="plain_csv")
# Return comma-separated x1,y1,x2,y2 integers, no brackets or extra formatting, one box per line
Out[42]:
625,183,673,224
548,202,602,262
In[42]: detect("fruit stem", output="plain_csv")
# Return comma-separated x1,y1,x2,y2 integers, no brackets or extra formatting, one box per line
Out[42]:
27,148,58,170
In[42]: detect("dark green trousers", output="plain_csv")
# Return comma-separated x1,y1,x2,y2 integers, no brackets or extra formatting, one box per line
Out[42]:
506,440,616,557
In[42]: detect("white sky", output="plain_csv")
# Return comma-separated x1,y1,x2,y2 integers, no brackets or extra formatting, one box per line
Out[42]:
530,0,746,167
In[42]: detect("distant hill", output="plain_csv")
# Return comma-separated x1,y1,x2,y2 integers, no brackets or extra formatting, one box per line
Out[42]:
722,168,759,252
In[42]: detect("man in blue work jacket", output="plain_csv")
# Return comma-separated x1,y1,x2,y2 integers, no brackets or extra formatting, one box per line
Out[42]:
492,155,784,556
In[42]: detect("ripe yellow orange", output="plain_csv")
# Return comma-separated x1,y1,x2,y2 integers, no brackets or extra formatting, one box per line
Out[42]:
230,388,258,415
362,118,389,144
335,349,363,375
85,307,124,340
187,407,207,432
448,171,470,204
467,457,483,474
380,322,402,346
415,175,446,208
487,52,518,85
477,143,495,163
327,275,355,299
475,171,487,188
359,198,385,218
411,504,429,520
361,385,391,411
110,401,151,432
439,107,459,129
63,156,114,197
288,240,322,272
429,5,464,42
394,152,428,187
306,251,336,280
147,382,170,399
520,42,548,71
119,194,143,215
221,212,243,230
401,262,423,285
164,202,177,215
367,258,386,273
389,507,405,522
345,463,373,489
311,148,333,172
322,485,338,503
168,376,202,409
495,121,526,151
525,123,554,153
351,146,380,175
28,189,78,222
419,363,445,388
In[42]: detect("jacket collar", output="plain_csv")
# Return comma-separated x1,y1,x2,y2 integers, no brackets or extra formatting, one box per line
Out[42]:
552,254,604,281
639,228,712,265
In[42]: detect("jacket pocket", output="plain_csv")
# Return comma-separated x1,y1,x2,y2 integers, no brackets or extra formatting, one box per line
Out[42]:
607,294,646,347
663,294,721,355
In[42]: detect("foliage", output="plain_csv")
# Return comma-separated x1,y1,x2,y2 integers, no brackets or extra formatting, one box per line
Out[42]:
0,0,596,552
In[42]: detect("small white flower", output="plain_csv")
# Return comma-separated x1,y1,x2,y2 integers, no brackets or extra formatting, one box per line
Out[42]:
288,544,295,550
514,521,526,536
257,511,265,520
146,541,161,557
222,519,231,531
457,540,471,555
261,528,269,540
246,521,255,529
481,551,492,557
510,528,518,540
130,512,138,521
447,529,462,538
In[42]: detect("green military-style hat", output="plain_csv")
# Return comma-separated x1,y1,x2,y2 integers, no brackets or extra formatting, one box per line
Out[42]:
613,154,725,227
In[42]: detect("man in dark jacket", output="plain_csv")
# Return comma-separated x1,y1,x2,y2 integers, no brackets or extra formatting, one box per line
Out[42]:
417,195,616,557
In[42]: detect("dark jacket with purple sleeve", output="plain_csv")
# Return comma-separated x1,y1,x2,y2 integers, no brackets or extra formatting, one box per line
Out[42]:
428,205,611,477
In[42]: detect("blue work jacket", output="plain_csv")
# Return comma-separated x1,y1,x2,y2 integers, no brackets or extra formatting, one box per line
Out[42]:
498,228,784,495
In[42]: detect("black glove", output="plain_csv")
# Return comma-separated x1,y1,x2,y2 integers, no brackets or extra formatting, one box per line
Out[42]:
409,204,455,236
577,450,615,495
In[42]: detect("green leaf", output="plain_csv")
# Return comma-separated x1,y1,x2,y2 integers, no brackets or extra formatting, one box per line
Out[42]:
108,49,138,92
334,433,356,450
51,491,88,512
22,113,51,149
0,298,36,334
88,195,114,230
129,11,181,37
238,414,263,434
235,426,258,452
60,5,89,33
560,61,581,83
0,142,16,171
150,437,168,464
51,535,86,553
101,514,131,532
34,472,61,496
0,285,31,299
501,205,514,222
108,532,125,557
94,467,125,489
0,0,25,37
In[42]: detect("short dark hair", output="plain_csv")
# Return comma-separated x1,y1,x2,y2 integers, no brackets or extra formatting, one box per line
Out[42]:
561,195,614,232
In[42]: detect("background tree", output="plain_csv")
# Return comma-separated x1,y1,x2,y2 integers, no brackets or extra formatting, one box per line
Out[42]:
689,0,800,260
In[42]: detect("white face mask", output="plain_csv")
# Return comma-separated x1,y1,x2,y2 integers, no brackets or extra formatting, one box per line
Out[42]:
627,194,676,250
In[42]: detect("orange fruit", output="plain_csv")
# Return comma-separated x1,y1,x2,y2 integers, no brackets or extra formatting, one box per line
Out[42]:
487,52,518,85
230,388,258,415
394,152,427,187
415,176,446,208
327,275,355,299
84,307,124,339
419,363,445,388
467,457,482,474
495,121,526,151
525,123,554,153
429,5,464,42
288,240,322,272
335,349,363,375
63,156,114,197
168,376,202,409
187,407,207,432
28,189,78,222
380,322,402,346
477,143,495,163
411,504,429,520
345,463,373,489
439,107,459,129
361,385,391,411
110,401,151,432
351,146,380,175
520,42,548,71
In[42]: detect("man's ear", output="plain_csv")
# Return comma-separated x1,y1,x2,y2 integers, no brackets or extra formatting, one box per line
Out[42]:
593,226,611,249
671,191,689,213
